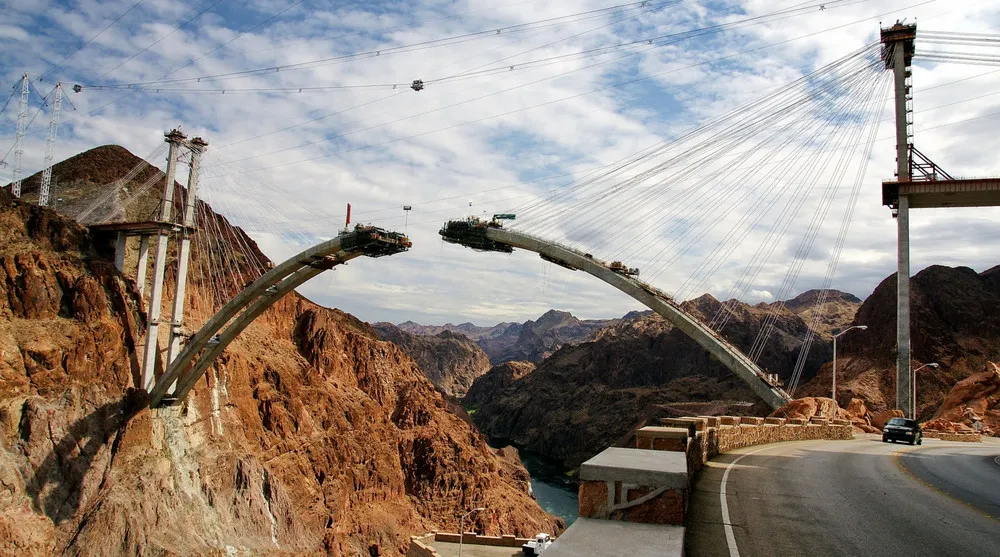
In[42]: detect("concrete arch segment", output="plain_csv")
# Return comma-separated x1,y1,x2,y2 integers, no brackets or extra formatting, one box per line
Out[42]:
443,224,791,409
148,226,410,407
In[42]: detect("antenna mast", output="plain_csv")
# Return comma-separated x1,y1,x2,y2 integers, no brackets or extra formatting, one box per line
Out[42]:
38,83,64,206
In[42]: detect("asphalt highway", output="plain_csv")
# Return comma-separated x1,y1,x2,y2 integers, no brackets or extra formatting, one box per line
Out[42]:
686,436,1000,557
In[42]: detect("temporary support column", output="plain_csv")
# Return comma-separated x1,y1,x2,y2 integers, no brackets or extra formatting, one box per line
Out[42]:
881,22,916,415
136,235,151,296
140,129,186,391
165,137,207,367
114,232,127,272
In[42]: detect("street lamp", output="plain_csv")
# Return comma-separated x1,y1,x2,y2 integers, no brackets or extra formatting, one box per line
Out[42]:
832,325,867,416
458,507,486,557
912,362,939,419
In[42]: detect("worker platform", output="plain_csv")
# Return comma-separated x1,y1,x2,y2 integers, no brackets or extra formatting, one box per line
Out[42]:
883,177,1000,209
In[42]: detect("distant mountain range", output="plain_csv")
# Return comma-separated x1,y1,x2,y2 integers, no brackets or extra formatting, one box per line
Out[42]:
397,310,621,365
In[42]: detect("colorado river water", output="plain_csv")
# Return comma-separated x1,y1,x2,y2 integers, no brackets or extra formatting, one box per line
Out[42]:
519,453,579,526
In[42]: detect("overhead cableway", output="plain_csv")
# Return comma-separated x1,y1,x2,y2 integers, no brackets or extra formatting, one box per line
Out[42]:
440,218,791,409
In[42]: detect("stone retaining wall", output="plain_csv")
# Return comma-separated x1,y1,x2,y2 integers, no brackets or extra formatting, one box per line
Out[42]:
433,532,532,546
641,415,854,478
407,535,442,557
922,431,983,442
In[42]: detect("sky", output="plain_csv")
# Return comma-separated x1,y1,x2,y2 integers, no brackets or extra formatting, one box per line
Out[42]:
3,0,1000,327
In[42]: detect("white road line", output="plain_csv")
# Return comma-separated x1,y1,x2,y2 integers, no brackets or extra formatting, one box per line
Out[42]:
720,446,773,557
994,455,1000,468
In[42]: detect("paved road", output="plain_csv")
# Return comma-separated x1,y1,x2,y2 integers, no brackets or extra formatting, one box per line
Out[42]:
686,436,1000,557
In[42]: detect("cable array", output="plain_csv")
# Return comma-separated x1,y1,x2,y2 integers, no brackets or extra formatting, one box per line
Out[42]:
496,41,890,368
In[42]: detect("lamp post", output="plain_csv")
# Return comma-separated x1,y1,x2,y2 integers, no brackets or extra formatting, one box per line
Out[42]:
832,325,867,416
912,362,938,420
458,507,485,557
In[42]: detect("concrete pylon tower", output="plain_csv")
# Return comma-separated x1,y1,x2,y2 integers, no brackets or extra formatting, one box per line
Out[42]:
165,136,207,369
880,22,916,416
140,129,187,391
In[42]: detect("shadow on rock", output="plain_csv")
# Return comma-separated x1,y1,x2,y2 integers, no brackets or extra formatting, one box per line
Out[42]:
24,388,148,525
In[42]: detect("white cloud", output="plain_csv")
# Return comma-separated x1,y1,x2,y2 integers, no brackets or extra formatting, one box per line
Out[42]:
4,0,1000,328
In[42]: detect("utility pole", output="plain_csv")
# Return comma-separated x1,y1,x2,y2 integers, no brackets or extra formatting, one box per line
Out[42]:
141,129,186,391
11,74,29,198
166,136,207,368
881,22,916,416
38,83,64,207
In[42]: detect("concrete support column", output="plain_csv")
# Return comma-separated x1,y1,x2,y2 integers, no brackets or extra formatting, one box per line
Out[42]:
141,129,186,391
896,194,911,415
136,235,151,296
113,232,127,272
892,38,912,416
166,137,207,370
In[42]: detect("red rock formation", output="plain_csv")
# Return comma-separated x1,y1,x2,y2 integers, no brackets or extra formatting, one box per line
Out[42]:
871,409,904,431
372,323,492,398
473,297,840,469
928,363,999,435
0,147,560,555
797,265,1000,421
463,361,535,407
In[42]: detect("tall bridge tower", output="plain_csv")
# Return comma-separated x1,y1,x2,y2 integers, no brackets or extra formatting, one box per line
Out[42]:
881,22,917,418
881,22,1000,417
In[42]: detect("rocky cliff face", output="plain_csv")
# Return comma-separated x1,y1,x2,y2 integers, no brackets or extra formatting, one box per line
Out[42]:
463,361,535,408
781,289,862,339
395,320,519,341
796,265,1000,420
472,296,835,469
0,147,559,556
397,311,619,365
371,323,492,398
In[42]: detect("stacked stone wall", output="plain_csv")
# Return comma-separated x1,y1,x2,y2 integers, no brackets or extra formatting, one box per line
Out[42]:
406,535,442,557
922,431,982,442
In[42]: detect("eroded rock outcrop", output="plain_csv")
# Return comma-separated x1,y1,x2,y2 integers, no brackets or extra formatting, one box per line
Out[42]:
473,298,836,469
928,363,1000,435
797,265,1000,420
463,361,535,407
0,147,559,556
372,323,492,398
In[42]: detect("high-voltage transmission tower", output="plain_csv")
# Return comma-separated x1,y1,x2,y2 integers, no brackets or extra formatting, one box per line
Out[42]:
10,74,29,198
38,83,65,207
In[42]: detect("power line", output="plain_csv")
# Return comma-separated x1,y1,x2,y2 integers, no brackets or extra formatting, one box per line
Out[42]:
209,0,935,175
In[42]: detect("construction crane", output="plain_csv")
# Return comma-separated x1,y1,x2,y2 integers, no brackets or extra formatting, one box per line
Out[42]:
38,83,65,207
10,74,29,198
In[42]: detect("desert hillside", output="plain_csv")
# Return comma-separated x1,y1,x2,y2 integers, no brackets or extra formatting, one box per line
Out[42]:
469,293,850,469
797,265,1000,422
0,146,559,556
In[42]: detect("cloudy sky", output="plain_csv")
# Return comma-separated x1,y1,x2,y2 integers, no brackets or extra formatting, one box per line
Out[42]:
3,0,1000,326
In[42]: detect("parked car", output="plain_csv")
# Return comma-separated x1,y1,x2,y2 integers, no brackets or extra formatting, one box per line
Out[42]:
522,533,553,555
882,417,922,445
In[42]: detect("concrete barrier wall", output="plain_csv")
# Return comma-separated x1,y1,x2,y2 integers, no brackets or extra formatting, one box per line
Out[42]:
433,532,532,546
922,431,982,442
407,536,442,557
638,417,854,479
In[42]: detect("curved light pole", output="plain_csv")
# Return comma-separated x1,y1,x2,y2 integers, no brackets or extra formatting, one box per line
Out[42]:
458,507,485,557
832,325,867,416
912,362,938,419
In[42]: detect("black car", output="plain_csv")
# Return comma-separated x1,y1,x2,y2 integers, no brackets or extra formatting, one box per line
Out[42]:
882,417,922,445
